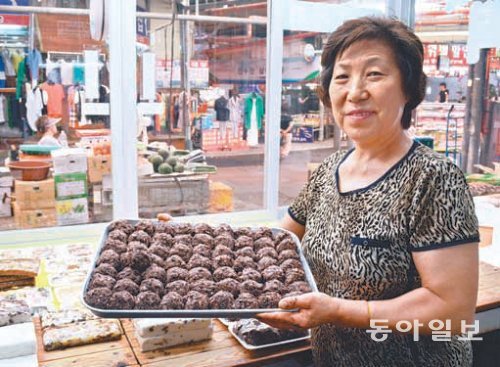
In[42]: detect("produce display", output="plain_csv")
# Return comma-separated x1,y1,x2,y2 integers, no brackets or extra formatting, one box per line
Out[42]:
84,220,312,311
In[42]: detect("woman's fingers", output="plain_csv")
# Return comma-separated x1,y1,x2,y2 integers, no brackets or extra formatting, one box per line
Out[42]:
279,293,312,309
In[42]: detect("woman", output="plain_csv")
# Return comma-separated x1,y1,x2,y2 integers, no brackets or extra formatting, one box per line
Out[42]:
36,116,67,147
258,17,479,366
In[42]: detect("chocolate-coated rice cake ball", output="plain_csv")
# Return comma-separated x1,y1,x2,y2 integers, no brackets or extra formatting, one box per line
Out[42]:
280,259,302,273
187,254,212,270
144,264,168,284
235,236,253,250
108,229,128,243
128,230,152,246
110,291,135,309
233,256,256,272
284,268,305,285
239,268,262,283
134,220,155,236
192,244,211,258
188,267,212,282
257,256,278,271
209,291,234,309
135,291,160,310
252,227,273,240
214,234,235,250
127,241,148,253
166,280,190,296
258,292,281,308
184,290,209,309
129,249,152,272
233,227,253,238
149,243,170,260
212,245,234,259
113,278,140,296
160,292,185,310
97,249,121,270
108,220,134,236
276,238,297,253
85,287,112,309
234,292,259,309
262,265,284,282
173,223,193,235
193,223,214,236
190,279,218,297
152,232,173,246
213,223,233,237
192,233,214,248
139,278,164,297
278,249,300,263
94,263,118,278
169,243,192,262
89,273,116,290
240,280,264,296
166,267,189,282
103,239,127,254
213,255,233,268
174,234,193,246
117,267,142,285
235,246,255,259
263,279,287,295
155,222,176,235
256,247,278,260
254,237,275,252
274,231,292,245
288,281,311,294
165,255,187,269
217,278,240,297
213,266,237,282
150,254,165,267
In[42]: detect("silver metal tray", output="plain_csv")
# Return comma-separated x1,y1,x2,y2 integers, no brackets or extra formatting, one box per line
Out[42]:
81,220,318,318
227,320,310,351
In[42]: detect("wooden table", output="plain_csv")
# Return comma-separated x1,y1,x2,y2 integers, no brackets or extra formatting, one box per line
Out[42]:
34,262,499,367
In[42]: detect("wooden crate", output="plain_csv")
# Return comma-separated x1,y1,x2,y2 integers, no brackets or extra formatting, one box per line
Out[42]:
138,174,209,218
34,316,138,367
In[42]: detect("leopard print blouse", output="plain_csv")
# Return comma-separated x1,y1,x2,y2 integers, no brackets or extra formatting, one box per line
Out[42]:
289,141,479,367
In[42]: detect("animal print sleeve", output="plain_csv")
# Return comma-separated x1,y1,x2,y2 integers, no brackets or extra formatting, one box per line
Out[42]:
408,161,480,251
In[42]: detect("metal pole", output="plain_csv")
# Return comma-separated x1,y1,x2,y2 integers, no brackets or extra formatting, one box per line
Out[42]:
178,2,192,151
461,64,474,171
467,48,488,173
108,0,139,219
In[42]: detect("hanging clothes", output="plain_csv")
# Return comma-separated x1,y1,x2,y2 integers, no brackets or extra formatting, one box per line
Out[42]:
60,60,74,86
0,95,6,123
11,51,23,74
228,95,242,139
46,60,62,85
26,84,47,132
26,49,42,85
247,97,259,147
40,82,65,117
244,93,264,130
73,64,85,85
0,56,6,88
16,58,27,99
0,49,15,77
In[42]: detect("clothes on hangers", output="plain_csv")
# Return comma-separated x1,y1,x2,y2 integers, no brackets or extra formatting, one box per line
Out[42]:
0,49,15,77
0,56,6,88
26,49,42,85
46,60,62,84
244,93,264,130
0,95,6,123
40,82,64,117
11,50,24,74
60,60,74,85
26,84,48,131
214,95,230,122
73,64,85,85
228,95,242,139
16,58,27,99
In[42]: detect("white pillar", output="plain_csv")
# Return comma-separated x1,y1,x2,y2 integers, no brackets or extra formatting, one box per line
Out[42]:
108,0,139,219
263,0,285,217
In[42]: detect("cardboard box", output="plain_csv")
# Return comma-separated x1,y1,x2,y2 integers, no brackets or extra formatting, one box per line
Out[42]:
13,203,56,229
208,181,233,213
54,173,88,200
15,179,55,210
88,155,112,183
51,148,88,175
56,197,89,226
0,187,12,217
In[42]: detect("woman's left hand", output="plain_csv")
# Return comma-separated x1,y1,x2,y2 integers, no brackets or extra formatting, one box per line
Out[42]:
256,292,338,330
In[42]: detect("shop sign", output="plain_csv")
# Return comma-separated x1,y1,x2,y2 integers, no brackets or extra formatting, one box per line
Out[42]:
136,5,149,46
292,126,314,143
0,0,29,5
156,59,209,89
424,43,468,74
0,14,29,26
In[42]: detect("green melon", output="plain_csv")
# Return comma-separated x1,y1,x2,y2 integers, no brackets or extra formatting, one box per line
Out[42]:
158,163,173,174
174,163,185,173
166,157,178,167
158,149,169,160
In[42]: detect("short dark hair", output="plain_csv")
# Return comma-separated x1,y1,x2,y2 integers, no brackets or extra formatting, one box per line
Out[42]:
439,82,447,87
318,17,427,129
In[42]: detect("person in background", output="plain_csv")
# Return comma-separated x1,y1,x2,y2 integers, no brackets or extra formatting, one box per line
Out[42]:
438,82,449,103
36,116,67,147
280,103,294,159
258,17,479,367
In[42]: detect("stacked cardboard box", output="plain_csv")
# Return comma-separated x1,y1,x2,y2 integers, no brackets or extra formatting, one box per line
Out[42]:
87,155,112,183
13,179,56,228
51,149,89,226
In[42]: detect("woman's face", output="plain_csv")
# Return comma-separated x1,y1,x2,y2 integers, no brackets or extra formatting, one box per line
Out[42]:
328,39,408,146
